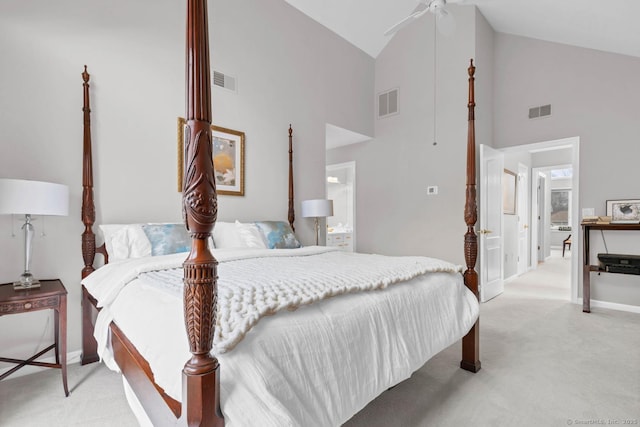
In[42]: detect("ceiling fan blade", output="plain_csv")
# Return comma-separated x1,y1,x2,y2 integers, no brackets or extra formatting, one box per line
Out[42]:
384,15,416,36
384,2,430,36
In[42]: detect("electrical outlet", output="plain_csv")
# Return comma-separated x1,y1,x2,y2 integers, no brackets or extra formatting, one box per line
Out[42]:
427,186,438,195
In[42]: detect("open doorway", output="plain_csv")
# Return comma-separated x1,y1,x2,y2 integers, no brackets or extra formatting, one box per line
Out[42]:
533,164,573,262
324,123,371,251
498,136,580,303
326,162,356,251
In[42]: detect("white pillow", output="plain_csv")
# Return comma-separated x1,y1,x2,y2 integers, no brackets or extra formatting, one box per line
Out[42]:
99,224,152,261
99,223,216,260
235,220,267,249
99,224,125,257
212,221,245,248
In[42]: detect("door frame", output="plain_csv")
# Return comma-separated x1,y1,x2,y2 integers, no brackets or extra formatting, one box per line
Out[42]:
516,163,529,275
499,136,580,303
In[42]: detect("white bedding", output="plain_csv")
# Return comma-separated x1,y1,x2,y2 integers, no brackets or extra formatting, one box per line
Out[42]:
83,247,479,427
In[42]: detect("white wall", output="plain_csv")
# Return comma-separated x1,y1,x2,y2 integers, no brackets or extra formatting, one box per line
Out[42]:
0,0,373,373
327,6,489,265
493,33,640,307
474,7,494,152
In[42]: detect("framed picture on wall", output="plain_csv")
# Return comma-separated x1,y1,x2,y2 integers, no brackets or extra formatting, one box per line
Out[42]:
177,117,245,196
503,169,517,215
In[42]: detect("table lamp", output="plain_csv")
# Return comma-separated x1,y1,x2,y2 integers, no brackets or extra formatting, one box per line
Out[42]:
0,179,69,289
301,199,333,245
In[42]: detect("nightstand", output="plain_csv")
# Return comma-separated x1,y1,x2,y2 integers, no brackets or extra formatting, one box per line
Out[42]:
0,279,69,396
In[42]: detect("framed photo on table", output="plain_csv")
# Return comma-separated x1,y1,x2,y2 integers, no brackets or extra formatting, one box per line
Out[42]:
606,199,640,222
177,117,245,196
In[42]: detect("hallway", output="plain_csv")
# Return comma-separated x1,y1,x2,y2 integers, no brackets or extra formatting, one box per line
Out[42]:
504,248,572,301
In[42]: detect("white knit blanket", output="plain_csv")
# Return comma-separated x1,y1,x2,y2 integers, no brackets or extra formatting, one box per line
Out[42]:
84,247,463,354
141,249,462,353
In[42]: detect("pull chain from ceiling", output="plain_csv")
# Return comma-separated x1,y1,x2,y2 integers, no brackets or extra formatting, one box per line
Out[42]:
433,18,438,147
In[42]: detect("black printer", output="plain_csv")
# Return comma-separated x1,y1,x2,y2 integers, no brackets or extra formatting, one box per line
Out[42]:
598,253,640,275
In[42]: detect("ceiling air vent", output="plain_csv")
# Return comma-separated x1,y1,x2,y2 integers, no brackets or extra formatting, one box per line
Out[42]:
528,104,551,119
213,70,236,92
378,88,399,118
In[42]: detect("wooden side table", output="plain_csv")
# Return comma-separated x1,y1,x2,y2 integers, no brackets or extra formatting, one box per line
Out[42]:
0,279,69,396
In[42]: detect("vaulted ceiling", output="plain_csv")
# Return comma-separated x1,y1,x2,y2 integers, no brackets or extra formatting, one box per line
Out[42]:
285,0,640,59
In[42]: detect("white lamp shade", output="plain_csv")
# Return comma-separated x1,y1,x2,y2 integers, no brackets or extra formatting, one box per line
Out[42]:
0,179,69,216
301,199,333,218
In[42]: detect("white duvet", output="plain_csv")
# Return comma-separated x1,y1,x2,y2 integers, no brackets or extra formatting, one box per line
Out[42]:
83,247,479,427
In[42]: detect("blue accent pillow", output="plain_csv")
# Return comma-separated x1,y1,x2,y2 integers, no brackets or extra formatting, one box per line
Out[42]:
141,223,191,256
254,221,301,249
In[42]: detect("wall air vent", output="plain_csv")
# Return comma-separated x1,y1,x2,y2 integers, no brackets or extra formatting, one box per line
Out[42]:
528,104,551,119
378,88,399,118
213,70,237,92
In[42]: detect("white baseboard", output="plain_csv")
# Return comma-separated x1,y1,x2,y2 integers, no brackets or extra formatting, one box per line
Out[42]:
0,350,82,380
576,298,640,314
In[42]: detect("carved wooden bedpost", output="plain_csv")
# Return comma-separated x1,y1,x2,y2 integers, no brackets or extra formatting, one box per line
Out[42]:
81,65,96,280
180,0,224,425
288,125,295,231
80,66,100,366
461,59,481,373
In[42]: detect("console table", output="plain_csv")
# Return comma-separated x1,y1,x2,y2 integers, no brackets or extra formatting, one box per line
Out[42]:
582,222,640,313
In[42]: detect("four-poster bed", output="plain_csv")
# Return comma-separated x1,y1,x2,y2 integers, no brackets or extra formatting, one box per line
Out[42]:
79,1,481,425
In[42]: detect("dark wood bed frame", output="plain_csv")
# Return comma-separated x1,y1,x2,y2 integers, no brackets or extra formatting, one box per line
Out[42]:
79,1,480,425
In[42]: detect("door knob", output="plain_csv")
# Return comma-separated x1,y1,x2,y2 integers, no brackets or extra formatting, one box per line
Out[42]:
524,224,529,229
478,229,493,234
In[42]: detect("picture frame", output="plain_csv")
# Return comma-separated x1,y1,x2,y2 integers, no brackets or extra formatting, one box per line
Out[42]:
503,169,517,215
177,117,245,196
606,199,640,222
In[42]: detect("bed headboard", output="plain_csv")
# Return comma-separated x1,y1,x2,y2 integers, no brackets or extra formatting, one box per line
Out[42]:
80,70,296,273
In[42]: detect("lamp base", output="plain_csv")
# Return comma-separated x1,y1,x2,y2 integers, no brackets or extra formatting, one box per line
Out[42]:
13,273,41,290
13,281,41,290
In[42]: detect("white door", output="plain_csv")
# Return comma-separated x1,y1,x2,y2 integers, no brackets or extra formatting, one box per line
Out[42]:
517,164,529,275
537,174,546,262
479,145,504,302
